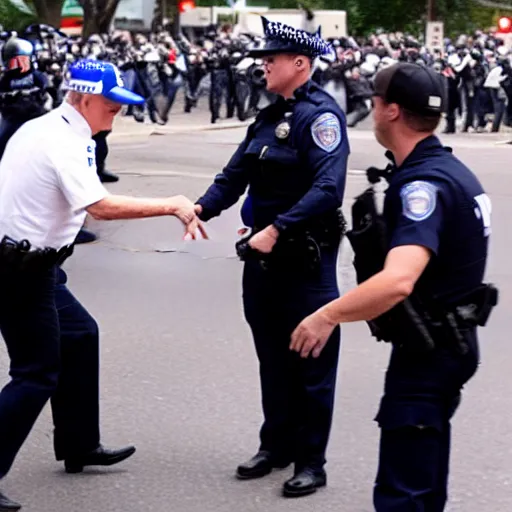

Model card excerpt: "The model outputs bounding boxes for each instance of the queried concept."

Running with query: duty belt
[0,236,74,272]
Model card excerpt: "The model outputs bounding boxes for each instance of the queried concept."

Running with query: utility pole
[427,0,435,21]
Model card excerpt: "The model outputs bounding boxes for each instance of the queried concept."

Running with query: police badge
[275,112,292,140]
[275,121,291,139]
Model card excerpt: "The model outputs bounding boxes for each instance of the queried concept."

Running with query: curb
[109,119,251,142]
[152,120,251,135]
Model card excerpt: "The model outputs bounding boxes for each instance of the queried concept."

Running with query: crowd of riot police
[1,22,512,133]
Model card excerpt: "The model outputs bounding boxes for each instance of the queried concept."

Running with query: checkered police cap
[248,17,335,60]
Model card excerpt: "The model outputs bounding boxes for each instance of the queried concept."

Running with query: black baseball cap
[373,62,446,116]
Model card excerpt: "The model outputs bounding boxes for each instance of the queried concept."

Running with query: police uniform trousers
[93,130,110,174]
[242,246,341,471]
[373,330,479,511]
[0,265,100,477]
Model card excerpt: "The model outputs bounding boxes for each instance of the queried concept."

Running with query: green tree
[0,0,37,31]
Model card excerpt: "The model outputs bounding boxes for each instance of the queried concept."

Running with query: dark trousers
[474,87,489,129]
[242,247,341,471]
[93,130,110,174]
[0,118,24,160]
[346,97,371,128]
[52,268,100,460]
[373,330,479,511]
[489,89,506,133]
[210,69,235,124]
[462,82,476,131]
[0,265,100,477]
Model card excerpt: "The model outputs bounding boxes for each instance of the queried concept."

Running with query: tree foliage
[260,0,509,37]
[0,0,37,31]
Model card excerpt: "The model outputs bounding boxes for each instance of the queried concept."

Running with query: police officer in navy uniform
[0,60,203,511]
[291,62,496,511]
[0,37,48,159]
[194,17,349,498]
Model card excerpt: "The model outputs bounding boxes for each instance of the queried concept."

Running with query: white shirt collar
[58,102,92,138]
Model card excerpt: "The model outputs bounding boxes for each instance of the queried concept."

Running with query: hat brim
[103,86,145,105]
[247,48,315,58]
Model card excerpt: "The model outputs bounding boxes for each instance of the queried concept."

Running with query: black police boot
[236,450,290,480]
[282,467,327,498]
[0,491,21,511]
[74,228,97,245]
[97,170,119,183]
[64,444,136,474]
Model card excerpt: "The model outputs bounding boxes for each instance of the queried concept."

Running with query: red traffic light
[179,0,195,12]
[498,16,512,33]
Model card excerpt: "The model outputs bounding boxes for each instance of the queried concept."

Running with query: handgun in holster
[455,283,499,327]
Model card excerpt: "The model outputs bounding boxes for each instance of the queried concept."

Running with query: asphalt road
[0,120,511,512]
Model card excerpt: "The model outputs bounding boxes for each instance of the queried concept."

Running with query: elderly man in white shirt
[0,59,204,511]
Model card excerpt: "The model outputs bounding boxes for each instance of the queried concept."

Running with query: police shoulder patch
[311,112,341,153]
[400,181,438,221]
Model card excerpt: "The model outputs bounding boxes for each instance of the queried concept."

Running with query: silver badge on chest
[275,112,292,140]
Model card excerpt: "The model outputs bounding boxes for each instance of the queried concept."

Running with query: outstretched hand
[170,196,208,239]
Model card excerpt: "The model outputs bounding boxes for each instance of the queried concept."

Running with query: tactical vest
[346,161,498,353]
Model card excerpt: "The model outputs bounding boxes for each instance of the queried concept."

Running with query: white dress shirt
[0,102,108,250]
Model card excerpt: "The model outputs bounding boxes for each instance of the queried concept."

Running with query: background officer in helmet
[195,16,349,498]
[291,62,495,511]
[0,36,48,158]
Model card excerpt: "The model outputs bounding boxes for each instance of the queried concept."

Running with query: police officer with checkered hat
[291,62,497,510]
[194,17,349,498]
[0,59,202,511]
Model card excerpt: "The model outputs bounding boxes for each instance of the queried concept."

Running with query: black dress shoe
[0,491,21,511]
[283,468,327,497]
[236,451,290,480]
[64,444,136,474]
[98,170,119,183]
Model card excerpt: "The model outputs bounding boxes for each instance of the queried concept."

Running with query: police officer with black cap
[194,16,349,498]
[291,62,497,510]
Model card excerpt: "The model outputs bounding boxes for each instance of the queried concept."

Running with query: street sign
[426,21,444,52]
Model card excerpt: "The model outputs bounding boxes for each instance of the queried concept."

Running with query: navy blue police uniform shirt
[196,80,350,234]
[383,135,490,305]
[0,68,47,92]
[0,68,48,120]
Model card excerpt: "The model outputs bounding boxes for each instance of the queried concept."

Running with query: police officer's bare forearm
[292,62,494,512]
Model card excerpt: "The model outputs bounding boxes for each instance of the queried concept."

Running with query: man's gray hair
[66,90,85,106]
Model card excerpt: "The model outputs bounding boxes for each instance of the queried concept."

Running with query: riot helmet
[1,37,34,71]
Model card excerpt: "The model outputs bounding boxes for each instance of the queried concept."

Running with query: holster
[0,236,74,273]
[235,231,322,275]
[453,284,499,327]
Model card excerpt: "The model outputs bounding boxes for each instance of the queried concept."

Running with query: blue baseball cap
[66,59,144,105]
